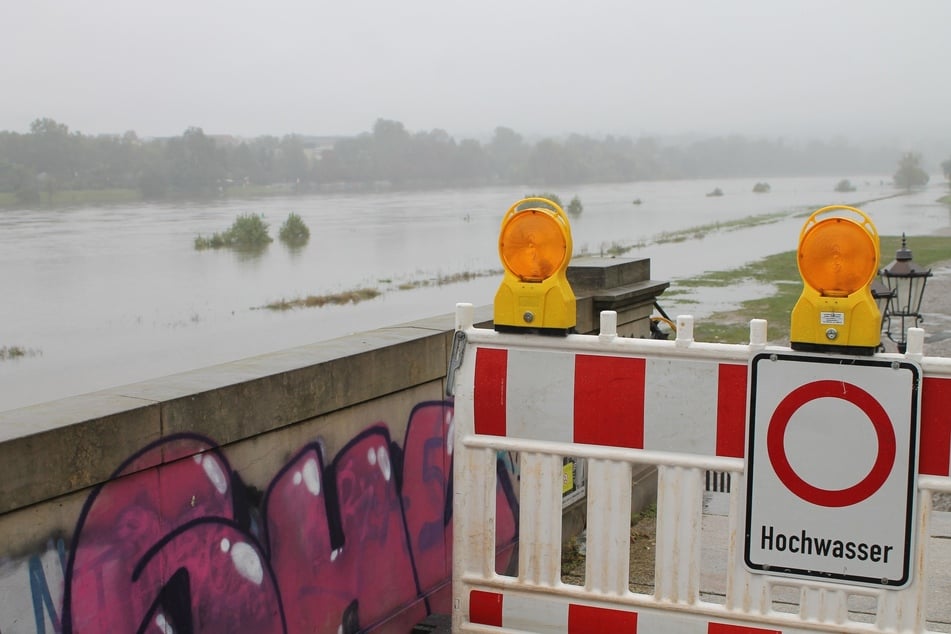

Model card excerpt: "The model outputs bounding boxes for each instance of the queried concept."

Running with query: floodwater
[1,176,949,412]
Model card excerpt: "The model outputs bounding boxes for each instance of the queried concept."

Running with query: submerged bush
[566,195,583,217]
[195,213,273,250]
[228,213,272,248]
[518,192,563,211]
[835,179,857,193]
[194,233,227,249]
[517,192,583,217]
[278,212,310,247]
[752,182,771,193]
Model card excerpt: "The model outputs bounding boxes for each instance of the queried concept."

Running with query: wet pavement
[916,263,951,357]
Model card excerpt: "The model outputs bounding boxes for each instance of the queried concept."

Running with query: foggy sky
[3,0,949,144]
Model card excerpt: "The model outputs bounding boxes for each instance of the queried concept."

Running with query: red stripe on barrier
[708,622,780,634]
[474,348,507,437]
[573,355,645,448]
[469,589,503,626]
[568,603,637,632]
[919,376,951,476]
[716,363,747,458]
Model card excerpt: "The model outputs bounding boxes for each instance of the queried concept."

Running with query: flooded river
[2,176,948,411]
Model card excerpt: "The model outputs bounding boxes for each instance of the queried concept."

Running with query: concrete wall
[0,257,666,634]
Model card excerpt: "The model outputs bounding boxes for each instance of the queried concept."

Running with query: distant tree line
[0,117,933,204]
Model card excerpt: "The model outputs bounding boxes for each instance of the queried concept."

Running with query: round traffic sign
[766,379,896,507]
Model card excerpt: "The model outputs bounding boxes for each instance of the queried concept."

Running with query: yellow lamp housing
[494,197,576,334]
[790,205,881,355]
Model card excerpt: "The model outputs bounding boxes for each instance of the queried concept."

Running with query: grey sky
[3,0,949,144]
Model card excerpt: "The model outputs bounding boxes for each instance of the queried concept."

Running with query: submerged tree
[226,213,272,248]
[834,179,856,193]
[518,192,563,211]
[566,195,583,217]
[515,192,583,220]
[278,212,310,247]
[893,152,929,190]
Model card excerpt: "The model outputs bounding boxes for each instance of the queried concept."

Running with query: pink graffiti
[400,402,454,602]
[60,402,518,633]
[328,427,426,629]
[264,444,343,633]
[131,520,284,633]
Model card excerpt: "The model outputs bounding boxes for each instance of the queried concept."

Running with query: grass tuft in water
[0,346,42,360]
[260,268,502,312]
[264,288,381,310]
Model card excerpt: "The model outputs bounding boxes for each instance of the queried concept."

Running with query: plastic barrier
[450,305,951,633]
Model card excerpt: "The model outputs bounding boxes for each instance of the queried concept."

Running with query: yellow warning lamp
[494,197,576,334]
[790,205,881,355]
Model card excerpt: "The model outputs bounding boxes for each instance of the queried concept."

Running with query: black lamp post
[870,279,896,338]
[880,234,932,353]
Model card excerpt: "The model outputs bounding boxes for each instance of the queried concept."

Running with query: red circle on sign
[767,380,895,507]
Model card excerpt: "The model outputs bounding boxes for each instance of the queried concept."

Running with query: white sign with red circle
[744,352,920,588]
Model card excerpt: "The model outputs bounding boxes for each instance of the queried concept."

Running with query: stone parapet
[0,306,494,519]
[569,256,670,338]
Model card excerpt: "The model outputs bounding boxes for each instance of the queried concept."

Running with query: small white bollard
[599,310,617,341]
[455,303,474,330]
[676,315,694,347]
[905,327,925,360]
[749,319,768,349]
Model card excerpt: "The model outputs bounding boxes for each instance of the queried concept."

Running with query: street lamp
[870,279,896,333]
[880,234,932,353]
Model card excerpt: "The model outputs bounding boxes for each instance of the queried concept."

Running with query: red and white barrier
[451,306,951,633]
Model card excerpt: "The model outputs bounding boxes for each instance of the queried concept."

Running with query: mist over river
[2,176,949,411]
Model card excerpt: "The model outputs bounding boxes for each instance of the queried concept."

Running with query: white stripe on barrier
[644,357,721,455]
[506,349,575,443]
[501,593,567,633]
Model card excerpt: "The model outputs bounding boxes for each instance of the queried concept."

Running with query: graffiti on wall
[3,400,519,634]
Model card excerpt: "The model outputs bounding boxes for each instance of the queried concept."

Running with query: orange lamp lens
[499,210,567,282]
[798,218,877,296]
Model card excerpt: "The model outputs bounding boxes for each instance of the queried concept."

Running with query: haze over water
[2,176,949,412]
